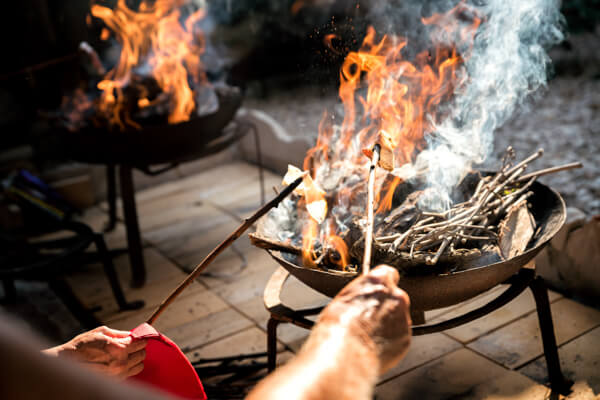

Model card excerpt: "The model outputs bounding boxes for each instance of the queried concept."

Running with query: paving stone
[185,327,283,363]
[234,295,270,327]
[146,217,244,272]
[65,247,183,297]
[138,197,227,235]
[163,307,255,353]
[375,348,551,400]
[94,275,205,322]
[379,333,463,383]
[100,162,259,215]
[468,298,600,369]
[430,285,562,344]
[519,326,600,397]
[213,262,280,306]
[205,172,282,220]
[106,289,229,332]
[199,246,276,289]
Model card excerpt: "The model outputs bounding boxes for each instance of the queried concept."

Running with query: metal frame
[103,119,266,288]
[263,266,572,395]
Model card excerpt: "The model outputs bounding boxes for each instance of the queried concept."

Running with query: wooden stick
[248,233,302,255]
[363,144,381,275]
[146,175,305,325]
[517,162,582,182]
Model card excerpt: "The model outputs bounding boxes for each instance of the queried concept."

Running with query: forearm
[247,323,380,400]
[0,318,170,400]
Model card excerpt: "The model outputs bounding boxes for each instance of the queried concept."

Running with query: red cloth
[128,323,207,400]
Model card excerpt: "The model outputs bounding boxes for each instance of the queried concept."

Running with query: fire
[298,3,482,269]
[90,0,208,129]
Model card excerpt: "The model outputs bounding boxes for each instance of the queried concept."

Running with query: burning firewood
[252,147,582,275]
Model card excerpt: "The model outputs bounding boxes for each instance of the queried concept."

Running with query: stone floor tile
[185,327,283,363]
[375,348,551,400]
[65,247,185,302]
[436,285,562,344]
[199,246,277,289]
[163,307,255,353]
[113,247,187,285]
[234,295,270,327]
[93,276,205,321]
[130,162,259,208]
[213,263,280,306]
[106,288,229,332]
[519,326,600,397]
[138,198,227,235]
[468,298,600,369]
[206,173,282,220]
[379,333,463,383]
[147,218,244,272]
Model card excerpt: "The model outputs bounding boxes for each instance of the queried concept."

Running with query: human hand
[317,265,412,373]
[43,326,147,379]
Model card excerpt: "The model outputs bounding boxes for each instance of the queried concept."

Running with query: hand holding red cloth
[128,323,207,400]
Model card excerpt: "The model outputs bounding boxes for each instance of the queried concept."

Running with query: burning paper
[282,165,327,224]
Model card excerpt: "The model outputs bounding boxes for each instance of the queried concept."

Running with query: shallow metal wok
[263,180,565,311]
[53,86,242,167]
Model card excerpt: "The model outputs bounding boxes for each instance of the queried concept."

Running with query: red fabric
[128,323,207,400]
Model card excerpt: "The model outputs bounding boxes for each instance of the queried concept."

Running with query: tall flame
[299,3,482,268]
[90,0,208,129]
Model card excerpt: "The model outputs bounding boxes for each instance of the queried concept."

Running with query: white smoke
[415,0,564,211]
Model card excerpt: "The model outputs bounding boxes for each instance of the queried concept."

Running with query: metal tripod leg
[529,277,572,395]
[93,233,144,311]
[104,164,118,233]
[119,166,146,288]
[267,317,280,372]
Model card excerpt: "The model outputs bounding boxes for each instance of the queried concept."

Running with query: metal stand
[103,119,266,289]
[119,166,146,288]
[263,266,572,395]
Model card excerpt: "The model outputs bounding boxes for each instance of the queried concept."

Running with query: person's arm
[247,265,412,400]
[43,325,147,379]
[0,315,171,400]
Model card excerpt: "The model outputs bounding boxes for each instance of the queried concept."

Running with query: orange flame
[302,219,318,267]
[326,235,349,270]
[300,3,481,268]
[90,0,208,129]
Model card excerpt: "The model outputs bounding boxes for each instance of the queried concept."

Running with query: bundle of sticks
[372,147,580,266]
[251,146,581,274]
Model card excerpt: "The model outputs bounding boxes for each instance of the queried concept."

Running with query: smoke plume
[415,0,564,210]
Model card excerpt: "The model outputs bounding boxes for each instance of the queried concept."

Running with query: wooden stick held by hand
[363,144,381,275]
[146,175,305,325]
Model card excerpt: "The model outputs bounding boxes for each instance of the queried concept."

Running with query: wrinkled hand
[318,265,411,373]
[44,326,147,379]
